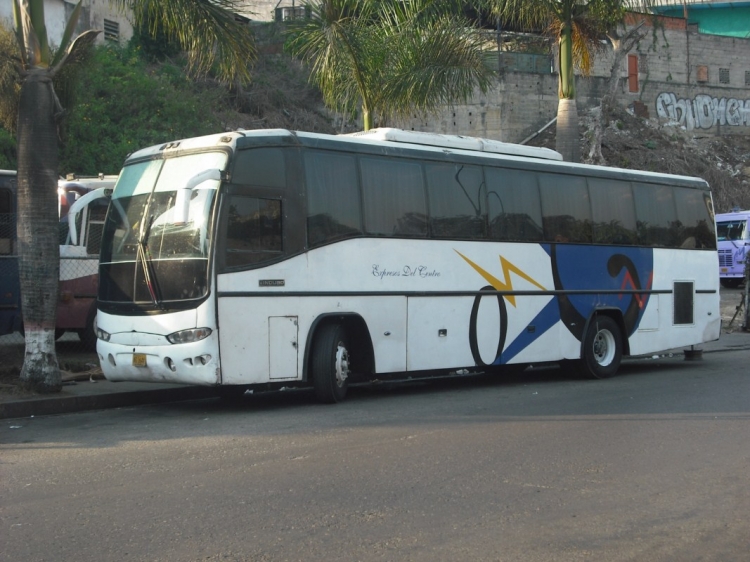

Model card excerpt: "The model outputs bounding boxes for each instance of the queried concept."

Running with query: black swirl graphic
[469,285,508,367]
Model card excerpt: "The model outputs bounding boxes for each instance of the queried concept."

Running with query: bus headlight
[167,328,212,344]
[96,326,111,342]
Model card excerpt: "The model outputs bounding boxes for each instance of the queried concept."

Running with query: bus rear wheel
[578,316,622,379]
[311,323,350,404]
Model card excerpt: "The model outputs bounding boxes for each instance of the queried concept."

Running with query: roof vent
[344,128,563,161]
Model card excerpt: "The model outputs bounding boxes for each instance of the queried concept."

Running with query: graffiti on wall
[656,92,750,131]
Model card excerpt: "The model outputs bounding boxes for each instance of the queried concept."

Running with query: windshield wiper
[137,213,162,306]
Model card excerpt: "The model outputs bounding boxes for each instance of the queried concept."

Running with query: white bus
[95,128,720,402]
[715,209,749,288]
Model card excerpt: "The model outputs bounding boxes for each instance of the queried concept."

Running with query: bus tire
[311,323,350,404]
[578,315,622,379]
[78,308,98,352]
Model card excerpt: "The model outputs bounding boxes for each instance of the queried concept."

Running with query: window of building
[275,6,309,21]
[719,68,730,84]
[627,54,639,93]
[745,71,750,86]
[103,19,119,42]
[696,65,708,83]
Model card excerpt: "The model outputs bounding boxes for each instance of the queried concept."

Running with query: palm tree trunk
[555,98,580,163]
[16,69,62,393]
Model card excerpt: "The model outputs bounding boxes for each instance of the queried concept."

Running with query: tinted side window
[486,167,542,241]
[360,157,427,236]
[224,196,282,268]
[633,183,678,247]
[86,198,110,255]
[539,173,592,243]
[305,150,362,247]
[588,178,638,245]
[673,188,716,249]
[232,148,286,188]
[425,163,486,238]
[0,187,13,255]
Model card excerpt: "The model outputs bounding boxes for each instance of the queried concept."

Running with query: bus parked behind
[0,171,115,349]
[715,209,749,288]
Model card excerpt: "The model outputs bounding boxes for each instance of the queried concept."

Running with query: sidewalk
[2,331,748,420]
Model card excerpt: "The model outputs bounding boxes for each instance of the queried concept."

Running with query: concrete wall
[398,14,750,142]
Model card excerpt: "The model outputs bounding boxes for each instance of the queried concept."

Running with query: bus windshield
[99,151,227,307]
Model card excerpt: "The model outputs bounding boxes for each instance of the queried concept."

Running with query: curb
[0,385,218,420]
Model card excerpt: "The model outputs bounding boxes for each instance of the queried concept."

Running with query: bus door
[216,146,305,384]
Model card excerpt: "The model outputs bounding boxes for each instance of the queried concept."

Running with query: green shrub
[60,45,224,175]
[0,128,16,169]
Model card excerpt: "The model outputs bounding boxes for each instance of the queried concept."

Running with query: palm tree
[11,0,255,393]
[488,0,667,162]
[487,0,620,162]
[12,0,99,392]
[285,0,494,131]
[112,0,257,87]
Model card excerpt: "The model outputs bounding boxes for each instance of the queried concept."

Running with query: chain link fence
[0,253,99,356]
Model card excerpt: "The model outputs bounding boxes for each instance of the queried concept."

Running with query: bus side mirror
[173,169,221,225]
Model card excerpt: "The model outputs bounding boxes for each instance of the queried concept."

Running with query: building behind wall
[0,0,133,47]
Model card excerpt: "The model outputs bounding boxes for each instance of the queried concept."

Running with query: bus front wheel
[311,323,350,404]
[578,316,622,379]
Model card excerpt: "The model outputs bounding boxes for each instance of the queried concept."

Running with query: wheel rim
[592,328,616,366]
[334,343,349,387]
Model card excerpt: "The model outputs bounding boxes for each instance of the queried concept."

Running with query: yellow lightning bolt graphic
[456,250,546,307]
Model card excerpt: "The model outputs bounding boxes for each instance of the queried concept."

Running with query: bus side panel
[217,294,408,385]
[57,265,98,330]
[406,296,475,371]
[629,248,720,355]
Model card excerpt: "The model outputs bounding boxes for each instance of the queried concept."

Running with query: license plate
[721,268,728,273]
[132,353,147,367]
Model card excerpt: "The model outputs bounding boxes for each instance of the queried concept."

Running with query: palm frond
[119,0,257,85]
